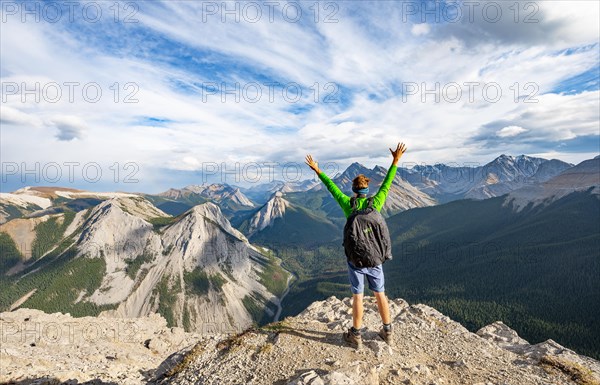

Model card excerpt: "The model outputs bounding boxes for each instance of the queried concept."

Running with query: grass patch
[540,355,599,385]
[184,269,210,295]
[165,342,207,378]
[219,260,236,282]
[163,244,174,256]
[256,342,273,355]
[131,268,149,292]
[210,273,226,290]
[261,320,292,333]
[82,207,94,220]
[216,328,257,354]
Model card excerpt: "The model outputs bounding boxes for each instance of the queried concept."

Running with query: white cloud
[411,23,430,36]
[541,1,600,45]
[469,91,599,157]
[0,106,42,127]
[0,1,598,191]
[496,126,527,138]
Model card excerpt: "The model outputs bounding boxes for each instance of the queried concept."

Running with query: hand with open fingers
[390,142,407,165]
[305,154,321,174]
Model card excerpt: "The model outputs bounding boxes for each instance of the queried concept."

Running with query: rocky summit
[3,296,597,385]
[152,296,600,385]
[0,308,200,385]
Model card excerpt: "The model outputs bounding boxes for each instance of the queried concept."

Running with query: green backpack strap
[350,196,373,212]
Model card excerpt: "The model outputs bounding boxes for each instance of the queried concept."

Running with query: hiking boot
[378,327,393,345]
[343,328,362,348]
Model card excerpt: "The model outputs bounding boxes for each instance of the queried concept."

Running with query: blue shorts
[347,261,385,295]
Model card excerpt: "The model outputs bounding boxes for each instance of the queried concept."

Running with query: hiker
[305,142,407,348]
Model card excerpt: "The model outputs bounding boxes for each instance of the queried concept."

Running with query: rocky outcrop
[153,296,600,385]
[477,321,600,382]
[2,297,598,385]
[0,308,201,385]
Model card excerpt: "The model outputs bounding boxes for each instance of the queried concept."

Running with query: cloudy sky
[1,0,599,192]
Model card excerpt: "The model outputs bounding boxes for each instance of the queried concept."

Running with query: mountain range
[0,153,598,361]
[401,154,573,202]
[0,194,289,333]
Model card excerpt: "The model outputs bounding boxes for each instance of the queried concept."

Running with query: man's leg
[374,291,393,344]
[352,293,364,329]
[344,262,364,347]
[373,291,391,324]
[347,262,365,329]
[365,265,390,324]
[366,266,393,344]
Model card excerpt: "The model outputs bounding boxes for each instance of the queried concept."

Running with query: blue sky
[1,0,599,193]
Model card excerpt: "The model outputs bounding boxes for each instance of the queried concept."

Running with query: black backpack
[343,197,392,268]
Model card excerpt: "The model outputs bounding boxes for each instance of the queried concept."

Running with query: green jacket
[318,165,397,218]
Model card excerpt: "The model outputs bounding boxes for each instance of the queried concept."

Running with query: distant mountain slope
[245,192,289,236]
[0,187,53,224]
[238,179,320,203]
[0,186,140,224]
[507,157,600,210]
[404,155,573,202]
[0,197,289,332]
[383,190,600,359]
[0,212,74,274]
[149,184,255,218]
[160,184,254,206]
[239,191,340,247]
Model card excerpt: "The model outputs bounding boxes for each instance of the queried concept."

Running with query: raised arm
[373,142,407,211]
[390,142,407,166]
[305,154,321,174]
[305,154,352,217]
